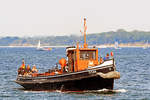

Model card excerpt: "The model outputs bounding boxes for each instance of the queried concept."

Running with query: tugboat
[15,18,120,91]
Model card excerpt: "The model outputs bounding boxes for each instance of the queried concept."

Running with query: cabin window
[80,50,96,60]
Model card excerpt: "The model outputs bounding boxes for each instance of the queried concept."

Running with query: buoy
[111,51,114,57]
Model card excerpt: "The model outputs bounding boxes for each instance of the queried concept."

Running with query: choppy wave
[113,89,127,93]
[82,89,127,94]
[52,89,127,94]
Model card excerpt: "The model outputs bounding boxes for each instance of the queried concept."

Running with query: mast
[83,18,88,48]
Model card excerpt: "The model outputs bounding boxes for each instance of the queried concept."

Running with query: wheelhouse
[66,46,99,72]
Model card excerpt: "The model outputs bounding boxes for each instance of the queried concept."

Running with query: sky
[0,0,150,37]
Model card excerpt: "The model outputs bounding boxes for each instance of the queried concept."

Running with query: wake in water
[96,89,127,93]
[63,89,127,94]
[17,87,127,94]
[57,89,127,94]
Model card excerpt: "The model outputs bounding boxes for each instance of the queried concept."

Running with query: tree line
[0,29,150,46]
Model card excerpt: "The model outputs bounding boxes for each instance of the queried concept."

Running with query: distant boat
[37,40,52,51]
[114,41,121,49]
[143,40,149,49]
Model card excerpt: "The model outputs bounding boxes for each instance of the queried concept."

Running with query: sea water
[0,47,150,100]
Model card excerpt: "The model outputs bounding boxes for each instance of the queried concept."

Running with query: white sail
[37,40,41,49]
[114,41,121,49]
[114,41,118,49]
[143,40,149,49]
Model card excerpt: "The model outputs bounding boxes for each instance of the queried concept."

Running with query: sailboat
[114,41,121,49]
[37,40,52,51]
[143,40,149,49]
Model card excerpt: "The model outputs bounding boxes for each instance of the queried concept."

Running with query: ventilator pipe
[59,58,67,72]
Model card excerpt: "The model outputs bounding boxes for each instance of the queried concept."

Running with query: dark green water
[0,47,150,100]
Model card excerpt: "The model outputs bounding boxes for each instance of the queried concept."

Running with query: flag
[80,30,83,35]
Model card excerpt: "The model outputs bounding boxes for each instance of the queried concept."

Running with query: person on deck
[26,65,32,74]
[103,53,109,61]
[32,65,38,73]
[99,57,103,64]
[106,53,109,59]
[18,59,26,75]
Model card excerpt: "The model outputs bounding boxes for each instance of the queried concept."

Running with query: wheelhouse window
[80,50,96,60]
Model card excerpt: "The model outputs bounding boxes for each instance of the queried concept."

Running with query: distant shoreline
[0,43,148,48]
[0,45,69,48]
[96,43,147,48]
